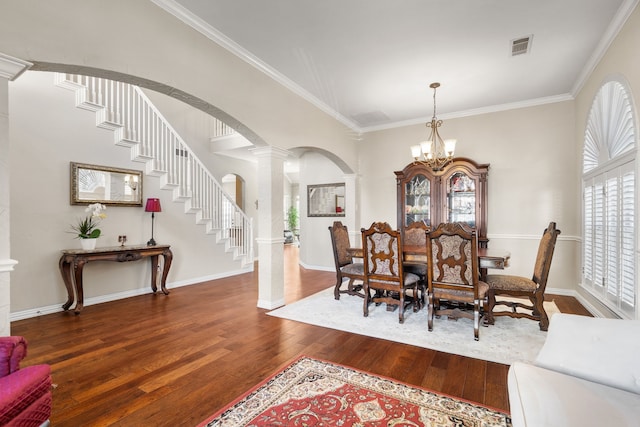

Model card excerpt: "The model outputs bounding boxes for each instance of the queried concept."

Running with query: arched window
[582,79,637,319]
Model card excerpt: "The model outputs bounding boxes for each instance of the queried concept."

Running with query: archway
[222,173,245,210]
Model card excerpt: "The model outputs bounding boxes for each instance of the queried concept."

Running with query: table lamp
[145,197,162,246]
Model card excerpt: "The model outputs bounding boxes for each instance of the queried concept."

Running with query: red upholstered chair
[0,336,52,427]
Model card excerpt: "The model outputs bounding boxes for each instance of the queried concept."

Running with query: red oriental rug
[198,355,511,426]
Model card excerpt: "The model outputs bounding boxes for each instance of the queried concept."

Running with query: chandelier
[410,82,457,171]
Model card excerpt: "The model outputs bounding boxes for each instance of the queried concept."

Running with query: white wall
[8,71,248,315]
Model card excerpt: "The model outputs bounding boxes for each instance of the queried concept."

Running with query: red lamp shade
[145,198,162,213]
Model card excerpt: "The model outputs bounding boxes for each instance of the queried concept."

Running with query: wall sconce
[125,174,138,191]
[145,198,162,246]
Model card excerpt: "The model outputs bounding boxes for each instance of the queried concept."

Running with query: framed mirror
[70,162,143,206]
[307,183,345,217]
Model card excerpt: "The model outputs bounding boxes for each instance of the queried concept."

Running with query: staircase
[55,73,253,267]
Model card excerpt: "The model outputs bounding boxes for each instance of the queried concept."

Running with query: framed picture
[70,162,143,207]
[307,183,345,217]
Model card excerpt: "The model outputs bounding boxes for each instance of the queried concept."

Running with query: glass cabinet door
[446,172,476,227]
[405,174,431,227]
[397,158,489,247]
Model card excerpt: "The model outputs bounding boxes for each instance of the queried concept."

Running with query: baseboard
[299,260,333,272]
[257,298,286,310]
[10,265,253,322]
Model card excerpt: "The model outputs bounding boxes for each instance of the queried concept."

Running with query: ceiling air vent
[511,35,532,56]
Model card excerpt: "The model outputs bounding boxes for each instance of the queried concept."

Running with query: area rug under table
[268,287,559,365]
[198,355,511,427]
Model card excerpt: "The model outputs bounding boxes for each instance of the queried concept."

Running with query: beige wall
[298,152,349,269]
[359,101,580,294]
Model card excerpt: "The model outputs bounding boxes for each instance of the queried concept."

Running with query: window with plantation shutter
[582,80,637,319]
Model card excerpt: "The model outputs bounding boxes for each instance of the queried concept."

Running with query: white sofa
[508,313,640,427]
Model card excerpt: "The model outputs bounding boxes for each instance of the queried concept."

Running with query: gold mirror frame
[70,162,143,206]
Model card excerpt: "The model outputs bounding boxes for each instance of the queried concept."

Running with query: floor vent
[511,35,532,56]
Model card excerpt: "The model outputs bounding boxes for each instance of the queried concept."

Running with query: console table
[59,244,173,314]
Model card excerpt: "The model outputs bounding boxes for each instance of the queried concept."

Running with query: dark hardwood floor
[11,245,591,426]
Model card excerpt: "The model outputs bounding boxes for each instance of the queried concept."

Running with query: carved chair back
[361,222,405,289]
[403,221,429,247]
[426,222,480,299]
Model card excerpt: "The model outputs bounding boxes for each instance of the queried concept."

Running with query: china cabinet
[395,157,490,247]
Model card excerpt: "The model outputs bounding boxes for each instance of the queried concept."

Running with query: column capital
[250,146,291,160]
[0,53,32,81]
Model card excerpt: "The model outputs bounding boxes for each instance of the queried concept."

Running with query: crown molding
[0,53,32,81]
[571,0,639,96]
[362,93,575,133]
[151,0,636,135]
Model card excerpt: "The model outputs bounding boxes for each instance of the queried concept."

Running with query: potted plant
[285,206,299,244]
[71,203,107,249]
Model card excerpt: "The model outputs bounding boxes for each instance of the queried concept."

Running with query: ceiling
[155,0,634,134]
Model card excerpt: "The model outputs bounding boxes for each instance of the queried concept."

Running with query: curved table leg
[58,256,75,311]
[150,255,159,293]
[159,249,172,295]
[73,258,87,314]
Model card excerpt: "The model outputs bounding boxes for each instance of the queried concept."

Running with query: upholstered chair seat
[484,275,536,292]
[341,263,365,276]
[369,272,421,287]
[432,281,489,300]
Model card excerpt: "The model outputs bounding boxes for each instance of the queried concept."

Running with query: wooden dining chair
[484,222,561,331]
[426,222,488,340]
[328,221,365,300]
[361,222,420,323]
[403,221,430,307]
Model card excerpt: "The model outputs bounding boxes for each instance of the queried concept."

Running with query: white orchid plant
[71,203,107,239]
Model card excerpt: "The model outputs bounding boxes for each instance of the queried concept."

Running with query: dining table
[348,245,510,281]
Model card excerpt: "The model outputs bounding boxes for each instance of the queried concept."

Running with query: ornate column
[0,53,31,335]
[251,146,290,309]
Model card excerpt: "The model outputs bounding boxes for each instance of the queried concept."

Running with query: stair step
[96,110,124,131]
